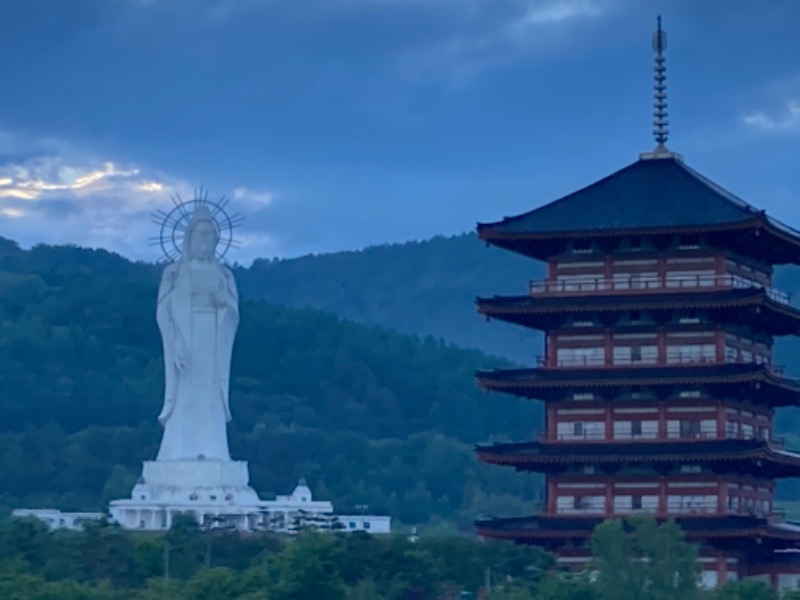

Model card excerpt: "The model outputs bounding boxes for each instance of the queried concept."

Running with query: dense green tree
[711,580,778,600]
[265,532,347,600]
[590,515,700,600]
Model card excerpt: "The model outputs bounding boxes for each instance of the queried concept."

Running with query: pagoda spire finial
[652,15,669,148]
[640,16,681,161]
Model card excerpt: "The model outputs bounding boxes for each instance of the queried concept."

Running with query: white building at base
[11,509,106,530]
[107,470,390,534]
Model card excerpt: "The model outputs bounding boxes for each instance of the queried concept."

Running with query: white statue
[155,204,239,461]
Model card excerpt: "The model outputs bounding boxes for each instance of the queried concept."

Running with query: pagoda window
[613,420,658,440]
[742,424,754,439]
[555,274,605,292]
[613,345,658,366]
[612,272,659,290]
[665,270,716,288]
[613,495,634,513]
[668,419,716,440]
[557,421,605,441]
[574,495,605,513]
[625,495,660,512]
[665,344,716,365]
[680,420,701,438]
[667,494,717,514]
[556,346,604,367]
[725,421,738,439]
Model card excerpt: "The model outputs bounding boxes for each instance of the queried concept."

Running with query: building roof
[475,439,800,478]
[477,288,800,335]
[477,155,800,264]
[480,156,764,235]
[477,363,800,406]
[475,514,800,546]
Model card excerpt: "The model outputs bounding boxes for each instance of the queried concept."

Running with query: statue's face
[190,222,217,260]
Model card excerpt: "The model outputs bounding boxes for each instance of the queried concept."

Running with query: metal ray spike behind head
[652,15,669,147]
[152,190,244,263]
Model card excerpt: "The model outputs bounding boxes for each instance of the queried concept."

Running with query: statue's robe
[155,259,239,461]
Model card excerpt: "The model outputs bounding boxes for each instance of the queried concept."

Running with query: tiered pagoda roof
[477,363,800,406]
[476,438,800,478]
[478,288,800,335]
[476,514,800,548]
[477,155,800,265]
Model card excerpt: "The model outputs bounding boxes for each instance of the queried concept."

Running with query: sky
[0,0,799,265]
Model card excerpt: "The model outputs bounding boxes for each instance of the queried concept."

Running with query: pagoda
[473,18,800,591]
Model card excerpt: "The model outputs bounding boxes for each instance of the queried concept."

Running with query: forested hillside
[0,237,540,526]
[237,234,541,362]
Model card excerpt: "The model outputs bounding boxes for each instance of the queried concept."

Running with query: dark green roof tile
[481,156,763,235]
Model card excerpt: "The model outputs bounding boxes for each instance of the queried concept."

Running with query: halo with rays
[149,188,245,263]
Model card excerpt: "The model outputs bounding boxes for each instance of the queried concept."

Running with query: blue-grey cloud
[1,0,799,263]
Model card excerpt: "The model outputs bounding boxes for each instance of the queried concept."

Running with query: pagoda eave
[476,289,800,336]
[475,440,800,478]
[476,365,800,407]
[475,515,800,547]
[477,216,800,265]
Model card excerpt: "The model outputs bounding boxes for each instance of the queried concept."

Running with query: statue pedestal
[109,459,267,531]
[142,459,252,489]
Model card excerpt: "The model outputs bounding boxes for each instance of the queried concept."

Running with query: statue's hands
[214,282,227,307]
[176,345,187,371]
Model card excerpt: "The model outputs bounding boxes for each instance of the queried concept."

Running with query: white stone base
[142,459,253,491]
[109,459,266,531]
[109,463,393,535]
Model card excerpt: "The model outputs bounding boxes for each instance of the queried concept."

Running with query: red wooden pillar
[547,480,556,513]
[717,556,728,587]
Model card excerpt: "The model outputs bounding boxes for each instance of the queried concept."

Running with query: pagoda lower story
[477,512,800,588]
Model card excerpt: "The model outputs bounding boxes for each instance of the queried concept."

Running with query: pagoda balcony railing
[535,354,785,376]
[537,430,784,448]
[529,273,790,305]
[541,504,783,520]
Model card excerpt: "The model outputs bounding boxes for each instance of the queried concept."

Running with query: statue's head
[184,204,220,261]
